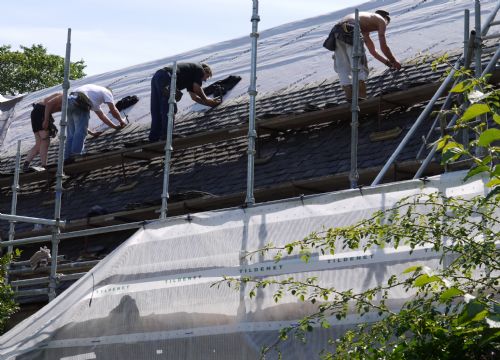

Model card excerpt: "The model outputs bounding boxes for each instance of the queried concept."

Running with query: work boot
[342,85,353,102]
[359,80,367,100]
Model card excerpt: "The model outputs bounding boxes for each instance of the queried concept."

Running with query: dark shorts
[30,103,55,133]
[30,103,45,132]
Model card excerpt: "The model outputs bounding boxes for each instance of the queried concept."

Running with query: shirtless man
[23,93,102,171]
[332,10,401,100]
[23,93,62,171]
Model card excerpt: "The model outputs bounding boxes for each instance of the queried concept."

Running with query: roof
[2,45,498,237]
[1,0,498,153]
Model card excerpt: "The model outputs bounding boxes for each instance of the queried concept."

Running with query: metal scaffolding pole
[415,29,476,161]
[461,10,471,146]
[0,221,146,248]
[414,45,500,179]
[349,10,361,189]
[48,28,71,302]
[474,0,487,158]
[7,140,22,254]
[372,1,500,186]
[475,0,483,78]
[371,59,462,186]
[245,0,260,207]
[160,62,178,220]
[0,214,62,227]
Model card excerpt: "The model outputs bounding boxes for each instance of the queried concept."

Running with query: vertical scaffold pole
[49,28,71,302]
[461,9,471,146]
[8,141,22,251]
[414,46,500,179]
[464,10,471,68]
[3,140,22,282]
[475,0,482,78]
[245,0,260,207]
[474,0,486,158]
[349,9,361,189]
[160,62,178,220]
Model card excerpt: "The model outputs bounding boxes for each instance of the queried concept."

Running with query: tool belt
[161,67,183,102]
[334,21,357,45]
[324,20,361,51]
[70,91,92,111]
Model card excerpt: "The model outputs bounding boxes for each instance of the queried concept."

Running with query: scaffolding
[0,1,499,305]
[372,0,500,185]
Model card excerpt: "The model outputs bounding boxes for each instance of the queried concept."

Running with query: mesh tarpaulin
[0,171,489,359]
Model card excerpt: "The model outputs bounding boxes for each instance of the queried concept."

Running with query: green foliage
[0,44,86,95]
[214,65,499,358]
[0,249,21,334]
[217,193,499,359]
[436,64,499,197]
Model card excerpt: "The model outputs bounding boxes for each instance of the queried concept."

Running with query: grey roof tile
[1,45,497,234]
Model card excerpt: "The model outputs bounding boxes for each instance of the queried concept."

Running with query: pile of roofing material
[0,170,490,359]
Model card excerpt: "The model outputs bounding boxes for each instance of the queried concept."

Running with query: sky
[0,0,365,76]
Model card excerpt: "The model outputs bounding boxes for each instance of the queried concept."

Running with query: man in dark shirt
[149,62,221,142]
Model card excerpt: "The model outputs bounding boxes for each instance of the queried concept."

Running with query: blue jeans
[149,69,174,142]
[65,97,90,159]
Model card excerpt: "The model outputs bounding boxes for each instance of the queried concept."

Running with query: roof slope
[0,0,498,152]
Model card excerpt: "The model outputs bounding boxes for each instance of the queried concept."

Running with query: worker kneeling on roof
[330,10,401,101]
[149,62,221,143]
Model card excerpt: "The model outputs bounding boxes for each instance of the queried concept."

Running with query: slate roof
[0,45,498,238]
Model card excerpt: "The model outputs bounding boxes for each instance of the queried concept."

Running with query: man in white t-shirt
[65,84,127,160]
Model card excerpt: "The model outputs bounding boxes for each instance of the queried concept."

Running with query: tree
[216,66,500,359]
[0,250,20,335]
[0,44,86,95]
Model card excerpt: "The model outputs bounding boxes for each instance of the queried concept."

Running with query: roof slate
[0,45,497,235]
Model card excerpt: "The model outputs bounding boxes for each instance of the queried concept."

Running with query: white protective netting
[0,170,490,359]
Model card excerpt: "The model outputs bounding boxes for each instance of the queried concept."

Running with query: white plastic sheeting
[0,170,490,359]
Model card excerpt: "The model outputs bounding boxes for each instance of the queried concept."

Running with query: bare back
[342,12,386,34]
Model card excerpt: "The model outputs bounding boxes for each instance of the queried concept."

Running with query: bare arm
[189,83,221,108]
[362,24,401,70]
[377,31,401,69]
[94,109,122,129]
[363,32,390,65]
[107,103,127,127]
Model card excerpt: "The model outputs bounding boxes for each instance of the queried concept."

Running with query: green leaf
[414,274,441,287]
[478,128,500,147]
[439,287,463,302]
[441,145,463,163]
[486,178,500,188]
[460,103,491,122]
[403,266,421,274]
[450,80,473,93]
[494,112,500,125]
[457,301,488,325]
[486,186,500,200]
[464,165,490,182]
